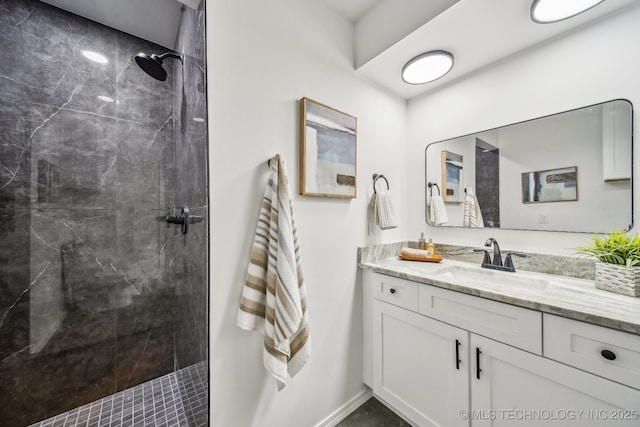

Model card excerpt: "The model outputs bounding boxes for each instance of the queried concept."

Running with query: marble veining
[172,3,209,373]
[0,0,209,425]
[360,241,595,280]
[360,243,640,335]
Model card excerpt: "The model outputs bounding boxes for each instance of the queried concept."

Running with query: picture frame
[300,97,357,198]
[441,150,464,203]
[522,166,578,203]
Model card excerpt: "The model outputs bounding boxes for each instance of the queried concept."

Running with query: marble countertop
[360,255,640,335]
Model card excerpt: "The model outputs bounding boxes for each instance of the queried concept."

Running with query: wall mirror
[425,99,633,233]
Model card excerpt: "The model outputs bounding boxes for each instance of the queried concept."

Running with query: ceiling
[41,0,640,97]
[322,0,382,22]
[40,0,194,49]
[322,0,640,100]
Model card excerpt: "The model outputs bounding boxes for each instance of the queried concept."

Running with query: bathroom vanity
[360,247,640,427]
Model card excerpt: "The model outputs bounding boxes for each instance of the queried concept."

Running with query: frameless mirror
[425,99,633,233]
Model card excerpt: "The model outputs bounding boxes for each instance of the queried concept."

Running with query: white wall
[207,1,407,426]
[407,3,640,255]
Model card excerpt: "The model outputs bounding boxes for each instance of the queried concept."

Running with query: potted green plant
[576,229,640,297]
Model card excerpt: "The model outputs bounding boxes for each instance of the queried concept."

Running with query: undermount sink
[432,264,551,291]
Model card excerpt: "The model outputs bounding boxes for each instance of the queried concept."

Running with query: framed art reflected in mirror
[522,166,578,204]
[441,150,464,203]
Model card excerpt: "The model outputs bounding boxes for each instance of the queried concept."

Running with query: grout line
[29,362,208,427]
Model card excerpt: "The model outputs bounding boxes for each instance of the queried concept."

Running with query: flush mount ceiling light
[82,50,108,64]
[531,0,606,23]
[401,50,454,85]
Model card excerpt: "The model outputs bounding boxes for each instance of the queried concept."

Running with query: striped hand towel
[463,187,484,228]
[237,154,310,391]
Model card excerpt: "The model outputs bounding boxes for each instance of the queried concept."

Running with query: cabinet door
[373,299,470,427]
[471,334,640,426]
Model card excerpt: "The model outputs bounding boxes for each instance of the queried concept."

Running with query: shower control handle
[166,206,189,234]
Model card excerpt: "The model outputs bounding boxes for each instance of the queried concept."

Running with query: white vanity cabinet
[373,299,469,427]
[471,333,640,427]
[365,271,640,427]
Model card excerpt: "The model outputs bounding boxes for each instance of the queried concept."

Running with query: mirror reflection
[521,166,578,204]
[441,151,464,203]
[425,99,633,233]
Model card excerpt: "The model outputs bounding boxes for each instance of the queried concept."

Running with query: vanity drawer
[373,273,418,312]
[418,285,542,354]
[543,314,640,390]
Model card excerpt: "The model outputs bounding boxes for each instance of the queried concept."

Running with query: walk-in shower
[0,0,209,425]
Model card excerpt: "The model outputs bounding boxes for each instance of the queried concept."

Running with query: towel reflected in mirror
[428,193,448,226]
[463,187,484,228]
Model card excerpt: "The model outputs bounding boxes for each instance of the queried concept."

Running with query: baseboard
[314,387,373,427]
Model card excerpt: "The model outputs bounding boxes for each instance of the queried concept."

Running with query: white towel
[369,189,397,230]
[428,194,448,225]
[237,154,310,391]
[463,187,484,228]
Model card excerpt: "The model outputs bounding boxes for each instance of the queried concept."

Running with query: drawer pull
[601,349,617,361]
[389,288,396,294]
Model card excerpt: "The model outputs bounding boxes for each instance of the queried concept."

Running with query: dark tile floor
[29,361,208,427]
[337,397,411,427]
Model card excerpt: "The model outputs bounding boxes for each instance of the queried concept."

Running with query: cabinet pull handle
[455,339,461,370]
[601,349,617,361]
[389,288,396,294]
[476,347,482,379]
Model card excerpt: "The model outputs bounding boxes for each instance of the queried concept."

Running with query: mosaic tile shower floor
[29,362,208,427]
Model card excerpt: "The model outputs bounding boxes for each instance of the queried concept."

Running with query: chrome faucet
[473,238,526,272]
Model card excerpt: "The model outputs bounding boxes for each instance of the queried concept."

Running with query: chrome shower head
[134,52,183,81]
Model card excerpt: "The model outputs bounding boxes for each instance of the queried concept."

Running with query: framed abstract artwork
[522,166,578,203]
[300,97,357,198]
[441,150,464,203]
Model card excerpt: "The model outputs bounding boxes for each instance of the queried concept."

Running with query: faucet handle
[504,252,526,269]
[473,249,491,266]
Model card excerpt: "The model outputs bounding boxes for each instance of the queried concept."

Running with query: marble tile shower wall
[172,5,208,371]
[0,0,207,425]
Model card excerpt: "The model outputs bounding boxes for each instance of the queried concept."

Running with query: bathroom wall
[207,0,407,425]
[0,0,187,424]
[407,2,640,255]
[172,4,209,371]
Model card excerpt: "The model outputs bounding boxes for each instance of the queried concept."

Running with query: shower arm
[158,52,183,64]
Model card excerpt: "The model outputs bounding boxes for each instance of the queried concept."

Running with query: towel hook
[428,182,440,196]
[267,155,278,168]
[372,174,390,194]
